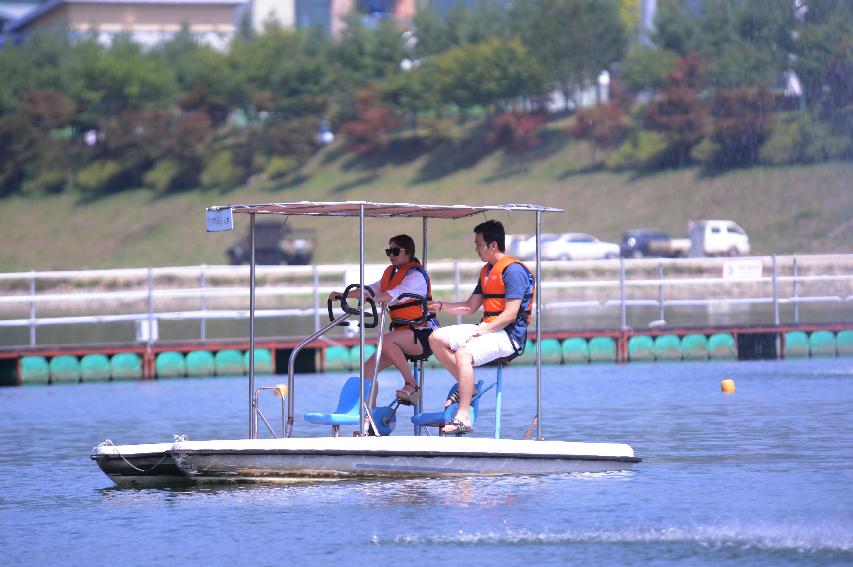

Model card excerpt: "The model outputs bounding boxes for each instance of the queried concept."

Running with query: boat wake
[375,526,853,556]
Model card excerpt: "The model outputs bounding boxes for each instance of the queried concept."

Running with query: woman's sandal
[395,382,421,405]
[442,417,472,435]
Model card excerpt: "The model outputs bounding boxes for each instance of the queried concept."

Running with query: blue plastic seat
[304,376,373,436]
[411,380,486,430]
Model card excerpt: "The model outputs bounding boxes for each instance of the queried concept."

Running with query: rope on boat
[95,437,185,473]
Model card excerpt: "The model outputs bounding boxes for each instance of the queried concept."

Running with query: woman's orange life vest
[380,261,432,328]
[479,255,535,325]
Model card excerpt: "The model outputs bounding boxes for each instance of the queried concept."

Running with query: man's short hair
[474,220,505,252]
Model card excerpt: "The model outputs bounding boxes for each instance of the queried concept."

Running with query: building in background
[0,2,37,32]
[6,0,248,48]
[2,0,509,46]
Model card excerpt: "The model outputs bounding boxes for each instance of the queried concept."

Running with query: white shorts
[435,324,517,367]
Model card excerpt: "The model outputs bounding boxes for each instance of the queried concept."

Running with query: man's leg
[441,346,475,432]
[429,325,477,382]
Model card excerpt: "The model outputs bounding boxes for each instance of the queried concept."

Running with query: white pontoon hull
[90,442,190,487]
[93,437,639,485]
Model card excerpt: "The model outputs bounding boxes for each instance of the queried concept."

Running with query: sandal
[395,383,421,405]
[442,417,472,436]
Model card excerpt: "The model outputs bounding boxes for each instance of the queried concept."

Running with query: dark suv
[620,230,688,258]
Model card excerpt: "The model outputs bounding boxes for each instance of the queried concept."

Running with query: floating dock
[1,322,851,385]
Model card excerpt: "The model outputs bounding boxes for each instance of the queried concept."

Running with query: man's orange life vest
[479,255,535,325]
[380,261,432,328]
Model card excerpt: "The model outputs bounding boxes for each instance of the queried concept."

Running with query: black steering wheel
[326,283,378,329]
[389,293,429,327]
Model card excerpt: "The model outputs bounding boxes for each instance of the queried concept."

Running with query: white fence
[1,255,851,347]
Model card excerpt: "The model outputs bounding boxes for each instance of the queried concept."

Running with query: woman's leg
[362,328,423,386]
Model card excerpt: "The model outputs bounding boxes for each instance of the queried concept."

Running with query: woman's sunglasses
[385,247,402,257]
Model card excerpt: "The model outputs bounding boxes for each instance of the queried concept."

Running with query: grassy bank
[1,137,850,271]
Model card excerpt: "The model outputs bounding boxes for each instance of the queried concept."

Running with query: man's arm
[428,293,483,316]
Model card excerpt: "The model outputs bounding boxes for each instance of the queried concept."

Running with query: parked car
[620,229,691,258]
[541,233,620,261]
[507,233,559,260]
[688,220,750,257]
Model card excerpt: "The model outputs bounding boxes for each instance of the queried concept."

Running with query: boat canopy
[204,199,563,440]
[206,201,562,219]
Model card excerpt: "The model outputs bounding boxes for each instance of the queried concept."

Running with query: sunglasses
[385,247,402,257]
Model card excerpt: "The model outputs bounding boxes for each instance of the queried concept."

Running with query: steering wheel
[326,283,378,329]
[389,293,429,327]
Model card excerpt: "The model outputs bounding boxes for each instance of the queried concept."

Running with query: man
[427,220,534,434]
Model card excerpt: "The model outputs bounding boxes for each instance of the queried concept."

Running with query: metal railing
[1,255,851,347]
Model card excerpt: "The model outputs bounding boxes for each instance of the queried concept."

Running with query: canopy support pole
[535,210,542,441]
[248,212,257,439]
[358,205,366,436]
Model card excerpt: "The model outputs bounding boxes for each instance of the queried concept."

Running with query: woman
[328,234,438,404]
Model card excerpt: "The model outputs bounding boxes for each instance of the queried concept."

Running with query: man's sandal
[442,417,472,435]
[395,383,421,405]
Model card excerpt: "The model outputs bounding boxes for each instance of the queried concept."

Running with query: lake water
[1,358,851,566]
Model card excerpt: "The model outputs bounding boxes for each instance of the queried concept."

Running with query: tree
[620,46,678,99]
[382,66,439,129]
[432,38,545,113]
[792,0,853,129]
[329,14,407,90]
[653,0,795,88]
[411,1,512,57]
[156,29,241,125]
[229,23,331,118]
[703,86,775,166]
[643,54,707,166]
[514,0,628,107]
[82,34,177,117]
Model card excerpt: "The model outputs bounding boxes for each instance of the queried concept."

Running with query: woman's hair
[390,234,419,263]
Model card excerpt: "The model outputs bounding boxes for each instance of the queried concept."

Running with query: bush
[264,156,298,180]
[701,86,774,167]
[605,130,668,170]
[486,112,545,151]
[568,102,628,161]
[74,160,124,193]
[760,113,852,165]
[143,159,181,192]
[339,90,400,155]
[417,117,462,147]
[265,117,320,160]
[21,169,66,195]
[200,150,241,188]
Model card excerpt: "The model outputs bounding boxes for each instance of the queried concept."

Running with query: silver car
[541,233,620,260]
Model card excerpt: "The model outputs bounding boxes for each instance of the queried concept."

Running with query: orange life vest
[380,261,432,329]
[479,255,535,325]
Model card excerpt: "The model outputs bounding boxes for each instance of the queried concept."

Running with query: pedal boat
[92,201,640,486]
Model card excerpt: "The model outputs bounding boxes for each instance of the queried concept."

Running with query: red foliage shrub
[707,86,775,166]
[569,102,628,151]
[339,90,400,155]
[21,90,76,130]
[643,53,708,166]
[486,112,546,151]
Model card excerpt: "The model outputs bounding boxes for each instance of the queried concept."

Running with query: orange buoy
[721,378,736,393]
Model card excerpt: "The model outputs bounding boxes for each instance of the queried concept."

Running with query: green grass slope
[1,138,850,271]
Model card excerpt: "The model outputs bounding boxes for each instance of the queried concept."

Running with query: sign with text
[206,208,233,232]
[723,259,763,279]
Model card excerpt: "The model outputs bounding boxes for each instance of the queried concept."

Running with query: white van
[688,220,750,257]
